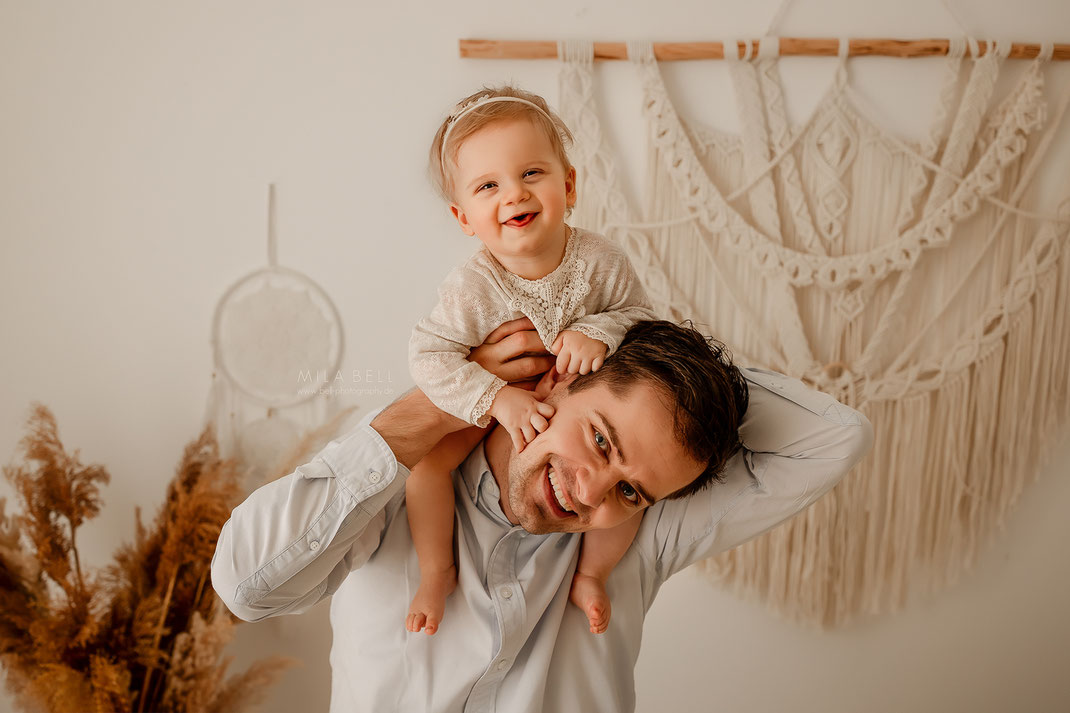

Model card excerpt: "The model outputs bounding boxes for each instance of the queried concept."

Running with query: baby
[407,86,655,636]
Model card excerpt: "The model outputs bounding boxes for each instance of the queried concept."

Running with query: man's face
[503,377,704,534]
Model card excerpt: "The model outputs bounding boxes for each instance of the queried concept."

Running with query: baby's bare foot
[569,571,611,634]
[406,564,457,635]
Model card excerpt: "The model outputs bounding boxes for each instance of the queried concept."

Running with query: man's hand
[551,330,608,375]
[488,385,556,454]
[470,317,555,387]
[373,319,553,469]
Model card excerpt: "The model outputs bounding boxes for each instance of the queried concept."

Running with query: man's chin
[512,506,552,535]
[508,497,560,534]
[518,520,552,535]
[512,503,582,535]
[519,520,572,535]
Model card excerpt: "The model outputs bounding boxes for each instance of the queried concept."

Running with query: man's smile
[543,463,577,519]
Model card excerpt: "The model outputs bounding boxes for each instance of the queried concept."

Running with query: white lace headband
[439,95,555,167]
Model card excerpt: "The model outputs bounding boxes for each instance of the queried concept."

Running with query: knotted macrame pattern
[557,39,1070,626]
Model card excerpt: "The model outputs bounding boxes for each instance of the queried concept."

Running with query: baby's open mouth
[504,212,537,228]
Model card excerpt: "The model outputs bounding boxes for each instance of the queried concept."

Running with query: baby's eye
[523,169,542,178]
[477,182,496,192]
[593,430,609,452]
[619,482,639,504]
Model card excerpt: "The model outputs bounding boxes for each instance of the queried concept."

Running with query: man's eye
[593,430,609,452]
[619,482,639,504]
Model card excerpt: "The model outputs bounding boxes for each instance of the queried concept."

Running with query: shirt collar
[459,439,513,527]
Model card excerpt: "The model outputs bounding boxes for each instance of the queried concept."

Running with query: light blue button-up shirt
[212,368,872,712]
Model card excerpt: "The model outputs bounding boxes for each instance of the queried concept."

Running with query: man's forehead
[561,377,671,423]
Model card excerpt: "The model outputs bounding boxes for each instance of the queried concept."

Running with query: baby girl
[407,86,655,636]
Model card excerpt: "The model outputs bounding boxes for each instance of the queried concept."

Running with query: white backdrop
[1,1,1068,712]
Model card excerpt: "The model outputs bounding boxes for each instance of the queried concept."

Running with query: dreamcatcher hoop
[211,264,345,408]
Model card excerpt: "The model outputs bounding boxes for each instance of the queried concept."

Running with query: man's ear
[565,165,578,208]
[534,367,576,401]
[450,203,477,237]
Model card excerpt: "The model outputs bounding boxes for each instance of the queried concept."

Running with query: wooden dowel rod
[460,38,1070,61]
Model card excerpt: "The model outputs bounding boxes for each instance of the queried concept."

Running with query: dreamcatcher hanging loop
[205,184,347,485]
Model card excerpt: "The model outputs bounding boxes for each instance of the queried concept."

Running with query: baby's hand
[488,385,556,453]
[551,330,608,375]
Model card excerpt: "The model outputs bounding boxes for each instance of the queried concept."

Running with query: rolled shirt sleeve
[565,235,657,353]
[639,367,874,581]
[211,421,408,622]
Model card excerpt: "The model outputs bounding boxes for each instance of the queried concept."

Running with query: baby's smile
[504,212,537,228]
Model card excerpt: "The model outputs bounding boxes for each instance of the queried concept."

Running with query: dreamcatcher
[204,185,346,488]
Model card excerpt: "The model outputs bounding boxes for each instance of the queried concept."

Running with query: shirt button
[369,471,382,484]
[309,540,321,551]
[500,587,513,599]
[496,659,509,671]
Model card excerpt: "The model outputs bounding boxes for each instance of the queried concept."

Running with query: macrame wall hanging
[465,33,1070,625]
[204,185,347,489]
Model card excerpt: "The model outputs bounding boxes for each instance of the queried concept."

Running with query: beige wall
[1,1,1068,711]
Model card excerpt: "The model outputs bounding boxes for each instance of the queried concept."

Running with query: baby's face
[448,118,576,276]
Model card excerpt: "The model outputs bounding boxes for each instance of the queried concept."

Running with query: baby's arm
[550,329,608,374]
[550,236,655,375]
[412,266,558,452]
[564,234,658,355]
[410,266,518,428]
[570,511,644,634]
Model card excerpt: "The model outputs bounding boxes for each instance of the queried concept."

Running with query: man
[212,319,872,712]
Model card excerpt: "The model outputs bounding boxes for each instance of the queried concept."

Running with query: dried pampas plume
[0,404,294,712]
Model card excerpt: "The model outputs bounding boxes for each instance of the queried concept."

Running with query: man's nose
[574,464,618,509]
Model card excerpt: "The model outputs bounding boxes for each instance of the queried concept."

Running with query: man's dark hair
[567,320,749,499]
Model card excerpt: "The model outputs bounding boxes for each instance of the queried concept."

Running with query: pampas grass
[0,404,294,713]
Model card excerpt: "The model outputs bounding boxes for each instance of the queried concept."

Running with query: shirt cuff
[316,423,410,501]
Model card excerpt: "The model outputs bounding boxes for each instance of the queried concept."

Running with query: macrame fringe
[698,248,1068,626]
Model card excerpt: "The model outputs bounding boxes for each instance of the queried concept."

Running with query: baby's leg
[405,425,487,635]
[569,511,643,634]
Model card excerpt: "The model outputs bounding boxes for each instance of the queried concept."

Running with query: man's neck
[484,425,519,525]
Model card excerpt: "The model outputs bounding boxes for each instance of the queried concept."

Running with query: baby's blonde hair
[428,86,574,202]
